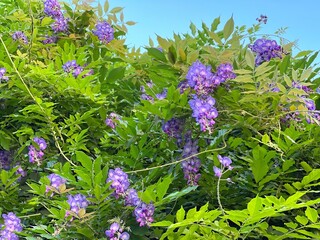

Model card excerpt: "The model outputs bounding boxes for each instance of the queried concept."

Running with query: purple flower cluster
[186,61,236,95]
[44,0,62,18]
[105,222,130,240]
[93,21,114,44]
[189,95,218,132]
[28,137,47,165]
[107,168,155,227]
[62,60,93,78]
[12,31,28,44]
[181,138,201,185]
[249,38,282,66]
[0,68,9,82]
[256,14,268,24]
[0,212,23,240]
[107,168,130,198]
[0,150,11,170]
[162,118,184,140]
[213,155,233,178]
[105,113,121,129]
[46,173,66,193]
[67,194,89,215]
[186,60,215,95]
[42,35,58,44]
[134,202,155,227]
[43,0,68,33]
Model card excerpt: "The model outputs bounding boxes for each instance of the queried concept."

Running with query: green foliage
[0,0,319,239]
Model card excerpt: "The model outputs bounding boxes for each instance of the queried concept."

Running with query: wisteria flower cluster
[42,35,58,44]
[12,31,28,44]
[213,155,233,178]
[62,60,93,78]
[181,137,201,185]
[28,137,47,165]
[189,94,218,132]
[0,150,11,170]
[162,118,185,145]
[186,61,236,95]
[93,21,114,44]
[256,14,268,24]
[140,81,168,102]
[0,68,9,82]
[67,194,89,215]
[249,38,283,66]
[105,113,121,129]
[44,0,68,33]
[105,222,130,240]
[46,173,66,193]
[107,168,155,227]
[0,212,23,240]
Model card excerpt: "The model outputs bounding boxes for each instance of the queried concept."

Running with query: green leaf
[147,48,167,62]
[301,169,320,186]
[109,7,123,14]
[156,175,172,201]
[296,215,308,225]
[247,196,262,216]
[223,17,234,40]
[245,49,255,69]
[151,221,173,227]
[176,206,185,222]
[75,151,92,171]
[305,207,318,223]
[104,0,109,12]
[300,161,313,173]
[98,3,103,16]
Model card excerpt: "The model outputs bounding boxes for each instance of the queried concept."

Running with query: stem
[217,175,225,215]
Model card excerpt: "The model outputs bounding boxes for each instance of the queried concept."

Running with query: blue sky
[107,0,319,63]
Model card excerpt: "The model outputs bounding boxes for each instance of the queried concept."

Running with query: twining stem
[216,175,225,215]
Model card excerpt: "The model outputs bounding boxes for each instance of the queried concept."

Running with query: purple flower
[42,35,58,44]
[93,21,114,44]
[305,99,316,111]
[181,138,201,185]
[44,0,62,18]
[156,88,168,100]
[46,173,66,192]
[134,202,155,227]
[67,194,89,215]
[162,118,184,143]
[186,60,215,95]
[256,14,268,24]
[51,16,68,33]
[105,113,121,129]
[124,188,141,207]
[15,165,26,178]
[189,95,218,132]
[107,168,130,198]
[0,68,9,82]
[12,31,28,44]
[218,155,232,168]
[213,166,222,177]
[249,38,282,66]
[62,60,92,78]
[214,63,236,84]
[33,137,47,151]
[0,150,11,170]
[0,212,23,239]
[105,222,130,239]
[178,80,190,94]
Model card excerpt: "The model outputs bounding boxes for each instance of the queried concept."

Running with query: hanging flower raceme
[249,38,282,66]
[189,94,218,132]
[105,222,130,240]
[28,137,47,165]
[181,137,201,186]
[12,31,28,44]
[46,173,66,193]
[93,21,114,44]
[134,202,155,227]
[124,188,141,207]
[105,113,121,129]
[44,0,62,18]
[162,118,185,145]
[42,35,58,44]
[0,212,23,240]
[62,60,93,78]
[67,194,89,216]
[0,150,11,170]
[213,63,236,85]
[107,168,130,198]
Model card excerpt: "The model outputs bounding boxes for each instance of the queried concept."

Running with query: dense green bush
[0,0,319,239]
